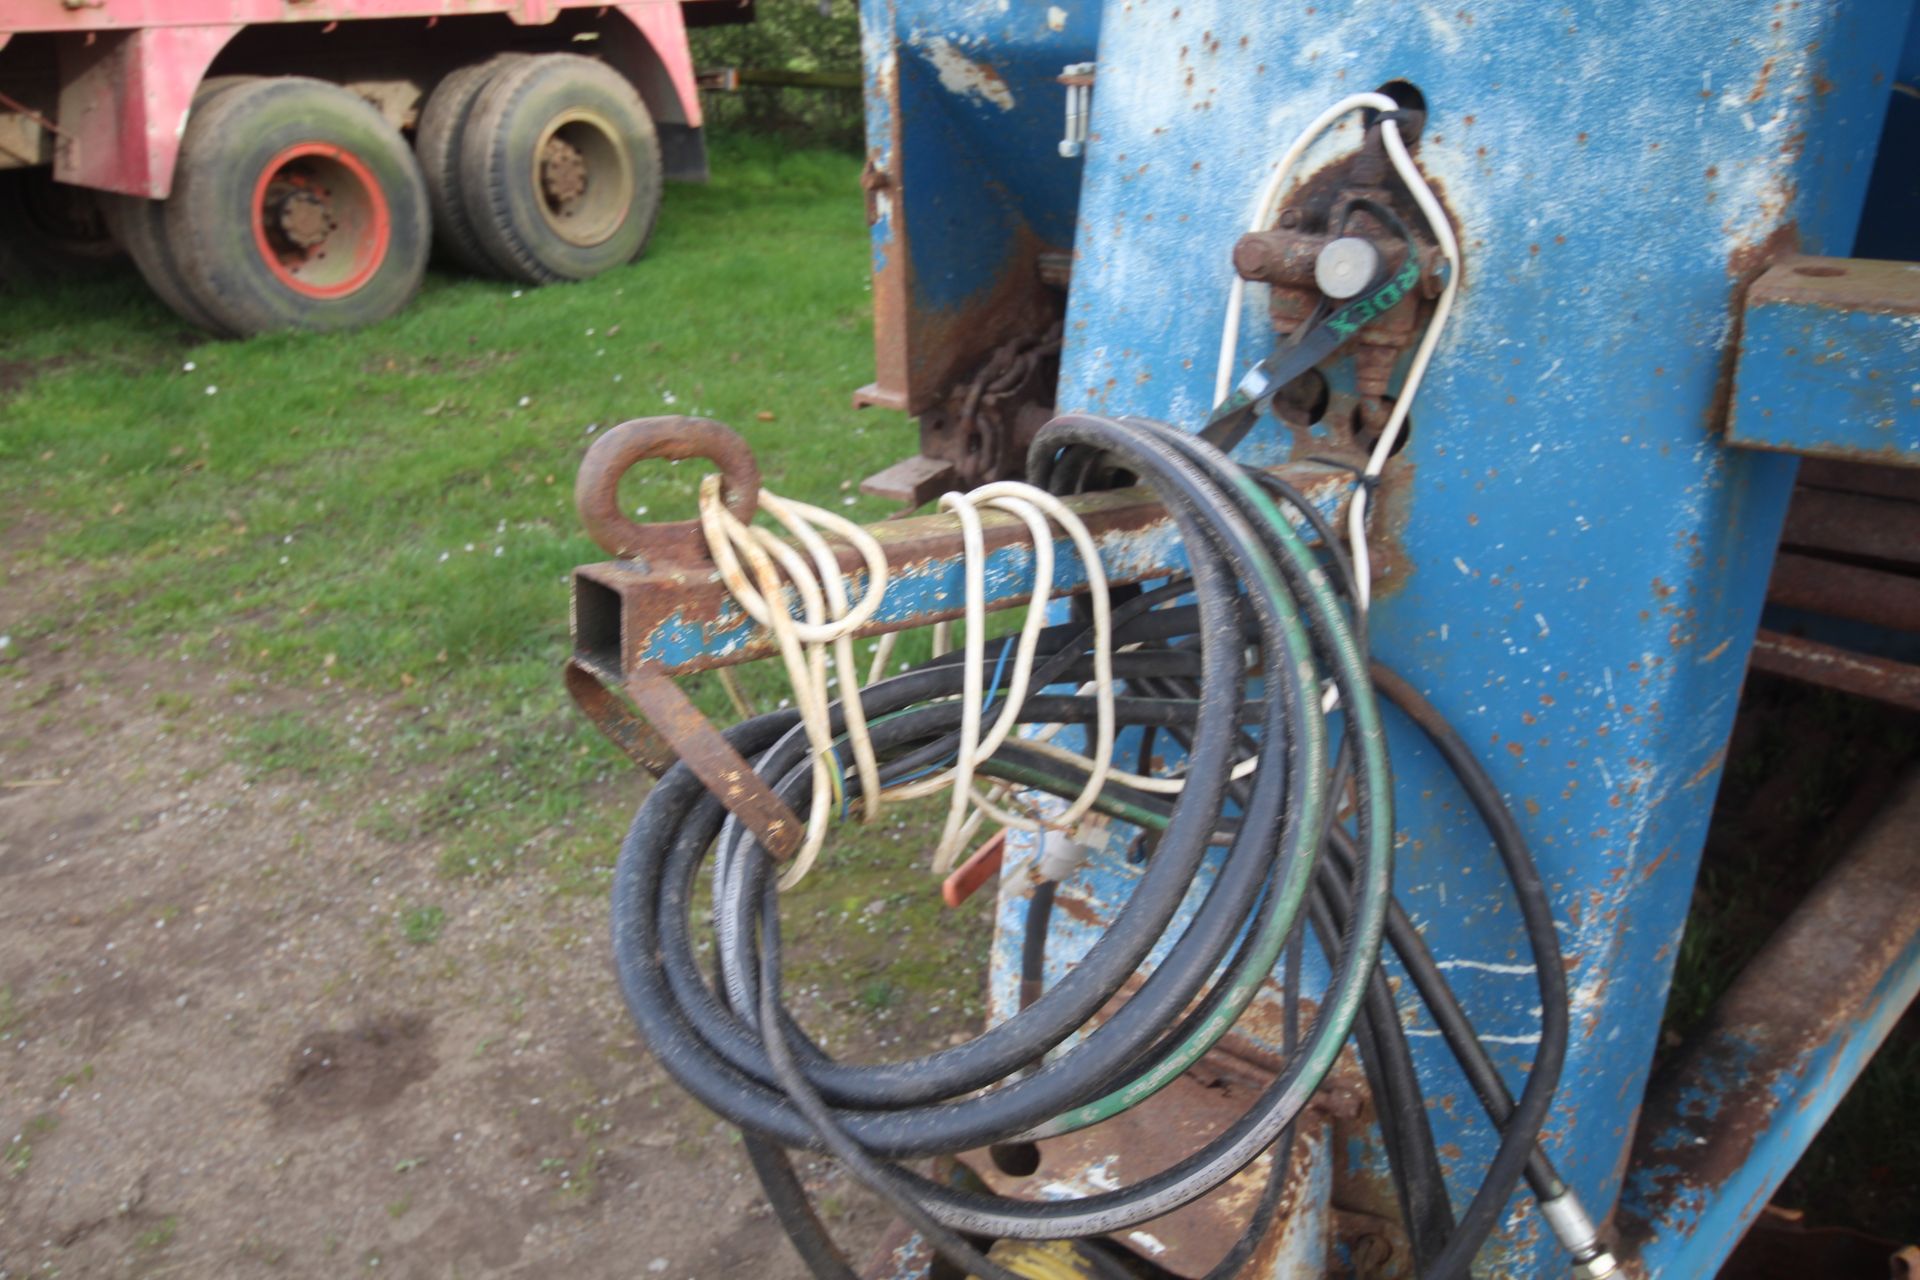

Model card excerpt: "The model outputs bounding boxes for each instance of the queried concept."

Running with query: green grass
[400,904,446,946]
[133,1216,180,1251]
[1,134,918,883]
[227,709,362,778]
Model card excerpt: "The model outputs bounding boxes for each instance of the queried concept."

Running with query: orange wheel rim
[251,142,392,300]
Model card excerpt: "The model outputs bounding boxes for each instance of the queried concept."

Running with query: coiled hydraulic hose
[609,413,1572,1277]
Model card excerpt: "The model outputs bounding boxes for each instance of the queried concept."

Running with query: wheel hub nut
[542,136,589,208]
[275,189,333,249]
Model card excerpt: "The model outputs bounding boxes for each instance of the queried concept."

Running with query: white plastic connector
[1037,828,1087,882]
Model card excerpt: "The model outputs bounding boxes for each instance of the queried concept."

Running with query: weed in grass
[134,1216,180,1250]
[53,1063,95,1090]
[401,905,446,946]
[557,1147,603,1203]
[240,1236,289,1266]
[4,1135,30,1177]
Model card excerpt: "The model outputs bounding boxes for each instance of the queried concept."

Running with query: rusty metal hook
[575,416,761,564]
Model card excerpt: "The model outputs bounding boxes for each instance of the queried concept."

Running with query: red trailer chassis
[0,0,708,196]
[0,0,735,331]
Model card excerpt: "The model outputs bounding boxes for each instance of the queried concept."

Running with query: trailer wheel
[105,76,258,334]
[416,55,527,276]
[457,54,663,284]
[0,167,121,288]
[161,77,430,335]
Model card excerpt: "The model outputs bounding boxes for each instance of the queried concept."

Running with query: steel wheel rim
[531,108,634,248]
[250,142,392,299]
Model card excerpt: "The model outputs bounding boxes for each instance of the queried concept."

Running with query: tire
[457,53,663,284]
[0,167,122,289]
[104,76,257,334]
[415,55,527,275]
[159,77,431,335]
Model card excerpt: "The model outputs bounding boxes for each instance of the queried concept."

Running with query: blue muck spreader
[565,1,1920,1275]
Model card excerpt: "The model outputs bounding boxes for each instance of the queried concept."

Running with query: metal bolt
[276,190,332,249]
[1315,235,1383,299]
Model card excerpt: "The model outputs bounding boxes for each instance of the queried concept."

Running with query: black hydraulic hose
[698,583,1273,1135]
[607,407,1568,1279]
[672,621,1244,1105]
[612,412,1354,1242]
[1366,664,1571,1277]
[1313,850,1456,1272]
[752,891,1028,1280]
[1018,880,1055,1011]
[1325,827,1568,1199]
[1082,537,1564,1276]
[741,1138,859,1280]
[1135,672,1456,1275]
[767,418,1358,1232]
[1197,915,1306,1280]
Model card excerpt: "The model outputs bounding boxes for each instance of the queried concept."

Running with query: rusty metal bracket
[1748,629,1920,714]
[623,664,805,861]
[564,658,677,776]
[567,416,1359,862]
[569,418,807,856]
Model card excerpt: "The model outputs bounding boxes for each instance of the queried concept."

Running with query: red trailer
[0,0,736,333]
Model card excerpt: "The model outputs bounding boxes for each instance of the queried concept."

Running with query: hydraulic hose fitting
[1572,1254,1621,1280]
[1540,1189,1618,1278]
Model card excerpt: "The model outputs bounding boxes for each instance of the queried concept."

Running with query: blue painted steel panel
[859,0,1097,410]
[1728,257,1920,466]
[1615,774,1920,1274]
[1625,932,1920,1274]
[1035,3,1914,1276]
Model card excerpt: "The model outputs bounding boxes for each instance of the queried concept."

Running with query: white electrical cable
[1351,120,1460,612]
[697,475,1117,887]
[1213,91,1398,410]
[700,476,889,889]
[693,95,1456,888]
[1212,91,1461,615]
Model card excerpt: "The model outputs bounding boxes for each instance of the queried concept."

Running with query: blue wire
[983,634,1016,715]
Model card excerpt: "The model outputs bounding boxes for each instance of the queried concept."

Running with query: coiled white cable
[700,477,890,889]
[698,476,1117,886]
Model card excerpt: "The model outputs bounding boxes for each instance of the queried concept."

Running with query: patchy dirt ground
[0,568,932,1279]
